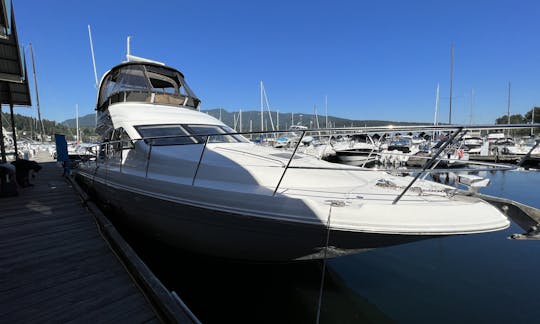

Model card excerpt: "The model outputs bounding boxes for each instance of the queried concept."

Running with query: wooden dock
[468,154,540,168]
[1,152,195,323]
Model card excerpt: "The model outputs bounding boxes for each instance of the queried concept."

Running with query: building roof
[0,0,31,106]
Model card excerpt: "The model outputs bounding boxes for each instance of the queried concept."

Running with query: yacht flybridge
[76,59,539,262]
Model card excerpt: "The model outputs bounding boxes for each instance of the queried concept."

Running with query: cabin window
[135,124,249,146]
[183,124,249,143]
[136,125,196,146]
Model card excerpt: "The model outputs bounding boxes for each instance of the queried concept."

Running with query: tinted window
[136,125,196,145]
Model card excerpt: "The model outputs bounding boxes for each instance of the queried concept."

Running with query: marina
[2,0,540,322]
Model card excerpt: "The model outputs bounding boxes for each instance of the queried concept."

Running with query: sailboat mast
[29,43,45,142]
[433,83,440,140]
[470,88,474,125]
[507,82,511,137]
[532,107,535,136]
[76,104,79,143]
[434,83,440,126]
[260,81,264,131]
[239,109,242,132]
[448,43,454,124]
[325,95,328,128]
[507,82,511,125]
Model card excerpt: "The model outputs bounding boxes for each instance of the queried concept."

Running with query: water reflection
[114,226,393,323]
[108,169,540,323]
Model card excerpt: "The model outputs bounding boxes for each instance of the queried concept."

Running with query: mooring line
[316,205,333,324]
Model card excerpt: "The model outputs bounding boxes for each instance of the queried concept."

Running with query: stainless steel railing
[79,124,538,204]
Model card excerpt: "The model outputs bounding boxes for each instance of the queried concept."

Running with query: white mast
[88,25,99,88]
[276,110,279,130]
[434,83,440,126]
[532,107,535,136]
[507,82,511,125]
[239,109,243,132]
[260,81,264,131]
[261,82,275,131]
[88,25,99,127]
[433,83,440,140]
[325,95,328,128]
[448,43,454,124]
[507,82,511,136]
[470,88,474,125]
[314,104,320,129]
[76,104,79,143]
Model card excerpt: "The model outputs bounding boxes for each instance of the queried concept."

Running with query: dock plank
[0,157,162,323]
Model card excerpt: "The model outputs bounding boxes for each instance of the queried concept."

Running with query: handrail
[80,124,537,204]
[145,142,153,178]
[392,127,464,205]
[192,136,209,186]
[517,139,540,167]
[273,130,306,196]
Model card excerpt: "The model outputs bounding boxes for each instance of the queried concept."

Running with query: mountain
[62,114,97,128]
[62,109,426,131]
[202,108,425,131]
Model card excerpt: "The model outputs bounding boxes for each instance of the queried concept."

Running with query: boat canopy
[97,62,200,111]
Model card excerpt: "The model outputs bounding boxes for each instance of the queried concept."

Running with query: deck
[0,152,195,323]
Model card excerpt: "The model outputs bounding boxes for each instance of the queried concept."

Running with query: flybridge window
[135,124,248,146]
[98,64,200,110]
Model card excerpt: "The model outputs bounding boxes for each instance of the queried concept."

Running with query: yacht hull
[76,172,438,262]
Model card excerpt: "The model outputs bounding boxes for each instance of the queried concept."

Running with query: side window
[119,128,133,149]
[110,128,133,151]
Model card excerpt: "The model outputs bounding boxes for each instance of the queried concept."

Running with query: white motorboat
[379,136,421,166]
[462,135,484,155]
[76,60,513,262]
[333,134,379,166]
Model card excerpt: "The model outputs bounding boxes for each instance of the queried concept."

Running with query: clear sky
[12,0,540,124]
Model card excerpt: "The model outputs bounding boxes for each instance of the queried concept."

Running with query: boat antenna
[87,25,99,88]
[127,35,131,61]
[88,25,99,127]
[125,35,165,65]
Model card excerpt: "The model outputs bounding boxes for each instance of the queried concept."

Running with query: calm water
[112,169,540,323]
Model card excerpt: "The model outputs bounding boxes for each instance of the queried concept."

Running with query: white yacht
[333,134,379,166]
[77,60,512,262]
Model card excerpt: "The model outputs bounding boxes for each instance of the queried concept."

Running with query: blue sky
[13,0,540,124]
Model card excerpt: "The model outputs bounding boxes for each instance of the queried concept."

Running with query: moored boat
[76,58,515,262]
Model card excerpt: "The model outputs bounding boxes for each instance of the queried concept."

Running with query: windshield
[135,124,249,146]
[137,125,196,145]
[98,63,200,110]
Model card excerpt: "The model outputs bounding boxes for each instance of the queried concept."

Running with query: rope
[316,205,334,324]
